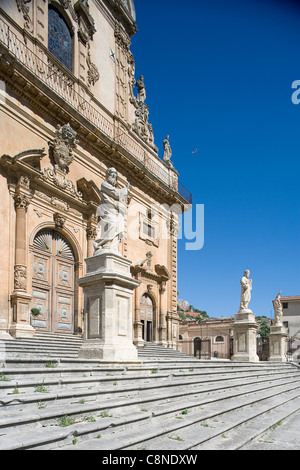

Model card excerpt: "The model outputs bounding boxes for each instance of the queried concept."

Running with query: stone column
[157,281,167,346]
[78,249,140,362]
[133,281,144,347]
[10,184,34,338]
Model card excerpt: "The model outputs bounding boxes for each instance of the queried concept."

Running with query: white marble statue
[239,269,252,311]
[163,135,173,167]
[93,167,129,253]
[136,75,146,103]
[273,290,283,326]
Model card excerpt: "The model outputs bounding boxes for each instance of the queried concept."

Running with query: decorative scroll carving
[86,43,100,87]
[42,166,83,201]
[114,23,131,53]
[16,0,32,31]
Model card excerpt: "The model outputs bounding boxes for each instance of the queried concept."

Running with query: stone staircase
[0,334,300,450]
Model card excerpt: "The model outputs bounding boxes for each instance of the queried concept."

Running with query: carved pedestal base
[9,292,35,339]
[231,309,259,362]
[268,325,287,362]
[77,250,140,363]
[133,320,144,348]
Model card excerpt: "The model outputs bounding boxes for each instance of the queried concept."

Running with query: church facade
[0,0,191,348]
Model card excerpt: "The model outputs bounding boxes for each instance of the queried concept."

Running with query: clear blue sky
[131,0,300,318]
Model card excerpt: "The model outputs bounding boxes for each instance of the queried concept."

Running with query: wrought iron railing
[0,15,192,204]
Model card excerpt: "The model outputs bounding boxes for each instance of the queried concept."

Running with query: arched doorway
[140,293,154,342]
[31,229,75,334]
[194,337,201,358]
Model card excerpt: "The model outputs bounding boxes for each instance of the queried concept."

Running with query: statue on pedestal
[273,290,283,326]
[93,167,129,253]
[239,269,252,311]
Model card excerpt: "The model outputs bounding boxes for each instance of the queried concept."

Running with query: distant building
[281,296,300,361]
[179,317,234,360]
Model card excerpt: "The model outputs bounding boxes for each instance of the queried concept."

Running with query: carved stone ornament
[14,265,27,291]
[74,0,96,41]
[87,43,100,87]
[14,193,30,211]
[132,76,158,153]
[16,0,32,31]
[50,123,78,172]
[53,212,66,229]
[42,166,83,201]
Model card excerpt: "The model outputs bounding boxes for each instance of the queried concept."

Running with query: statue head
[244,269,250,278]
[106,167,117,186]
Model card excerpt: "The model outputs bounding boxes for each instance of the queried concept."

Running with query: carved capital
[14,192,30,211]
[86,226,97,240]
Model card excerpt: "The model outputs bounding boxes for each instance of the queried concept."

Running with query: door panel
[32,229,75,334]
[31,288,50,330]
[54,291,73,332]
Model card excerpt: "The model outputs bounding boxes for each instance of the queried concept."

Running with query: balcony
[0,13,192,205]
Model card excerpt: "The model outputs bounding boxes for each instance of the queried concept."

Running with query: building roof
[280,296,300,301]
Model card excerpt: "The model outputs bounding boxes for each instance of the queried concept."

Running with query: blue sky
[131,0,300,318]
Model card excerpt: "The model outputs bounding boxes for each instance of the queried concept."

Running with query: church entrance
[31,229,75,334]
[140,293,154,342]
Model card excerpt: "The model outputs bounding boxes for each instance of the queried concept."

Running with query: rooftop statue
[136,75,146,103]
[163,135,173,167]
[93,168,129,253]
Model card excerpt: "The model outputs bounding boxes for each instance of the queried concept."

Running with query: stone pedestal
[268,325,287,362]
[9,292,35,338]
[77,250,140,362]
[231,309,259,362]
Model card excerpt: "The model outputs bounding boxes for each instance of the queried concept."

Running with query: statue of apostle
[93,168,129,253]
[239,269,252,311]
[273,290,283,326]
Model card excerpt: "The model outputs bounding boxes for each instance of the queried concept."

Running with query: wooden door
[140,293,153,342]
[31,229,75,334]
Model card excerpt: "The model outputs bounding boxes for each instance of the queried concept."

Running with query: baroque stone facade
[0,0,191,347]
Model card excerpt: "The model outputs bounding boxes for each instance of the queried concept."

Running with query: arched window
[48,5,73,71]
[215,335,224,343]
